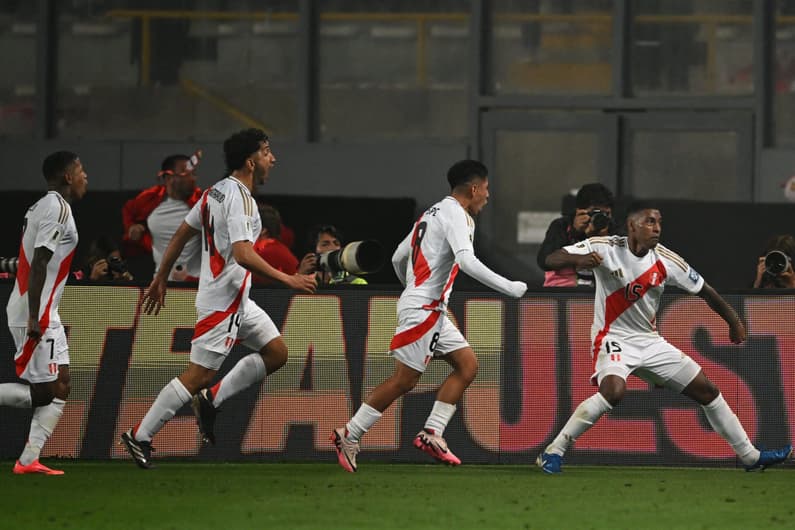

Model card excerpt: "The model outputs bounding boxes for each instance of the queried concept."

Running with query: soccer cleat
[120,429,155,469]
[192,388,218,446]
[12,459,64,476]
[744,445,793,472]
[536,452,562,474]
[413,429,461,466]
[330,427,359,473]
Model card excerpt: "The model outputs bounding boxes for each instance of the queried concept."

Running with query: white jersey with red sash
[564,235,705,354]
[6,191,77,378]
[184,176,260,342]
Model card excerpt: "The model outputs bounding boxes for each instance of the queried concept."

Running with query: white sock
[424,400,457,436]
[701,393,759,465]
[211,353,266,408]
[545,393,612,457]
[345,403,382,443]
[0,383,32,408]
[19,398,65,465]
[135,378,192,442]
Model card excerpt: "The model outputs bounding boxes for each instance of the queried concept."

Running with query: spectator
[537,183,615,287]
[310,225,367,286]
[753,234,795,289]
[77,235,134,282]
[252,204,313,284]
[121,152,203,281]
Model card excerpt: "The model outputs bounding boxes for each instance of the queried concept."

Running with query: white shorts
[190,301,280,371]
[389,309,469,373]
[591,334,701,392]
[10,325,69,384]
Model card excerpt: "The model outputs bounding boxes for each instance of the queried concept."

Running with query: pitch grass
[1,462,792,530]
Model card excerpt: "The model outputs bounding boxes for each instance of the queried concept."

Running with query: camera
[107,255,129,275]
[764,250,791,275]
[587,209,610,232]
[317,240,384,276]
[0,257,18,274]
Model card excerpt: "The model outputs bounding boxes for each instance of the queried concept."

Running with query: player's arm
[696,282,746,344]
[545,246,602,270]
[444,211,526,298]
[141,221,199,315]
[26,246,53,341]
[391,232,411,287]
[233,241,316,293]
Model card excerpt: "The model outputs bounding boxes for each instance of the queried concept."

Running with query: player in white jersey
[0,151,87,475]
[121,129,316,469]
[536,202,793,473]
[331,160,527,472]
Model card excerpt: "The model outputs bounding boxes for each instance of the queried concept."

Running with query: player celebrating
[331,160,527,472]
[121,129,316,468]
[536,202,792,473]
[1,151,88,475]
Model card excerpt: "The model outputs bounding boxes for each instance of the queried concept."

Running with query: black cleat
[120,429,154,469]
[192,388,218,446]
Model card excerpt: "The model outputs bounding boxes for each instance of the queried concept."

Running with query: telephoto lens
[0,257,19,274]
[764,250,791,275]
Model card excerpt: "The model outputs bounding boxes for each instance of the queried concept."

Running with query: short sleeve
[184,197,203,230]
[34,199,67,252]
[563,239,593,256]
[658,246,705,294]
[226,191,257,244]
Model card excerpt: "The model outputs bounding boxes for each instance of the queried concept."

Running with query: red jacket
[252,237,298,284]
[121,184,203,257]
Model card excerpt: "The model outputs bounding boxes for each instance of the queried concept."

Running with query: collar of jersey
[227,175,251,194]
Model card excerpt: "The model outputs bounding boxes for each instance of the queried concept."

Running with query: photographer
[537,183,615,287]
[80,236,134,282]
[310,225,368,286]
[753,234,795,289]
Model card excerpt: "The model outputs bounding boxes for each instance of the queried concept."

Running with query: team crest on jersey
[576,243,586,248]
[689,268,700,283]
[610,268,624,279]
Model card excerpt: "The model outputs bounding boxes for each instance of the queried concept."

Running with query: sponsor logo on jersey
[209,188,225,203]
[610,268,624,279]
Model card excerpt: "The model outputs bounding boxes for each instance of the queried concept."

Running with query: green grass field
[1,462,792,529]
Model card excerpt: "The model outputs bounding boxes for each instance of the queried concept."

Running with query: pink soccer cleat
[330,427,360,473]
[13,459,64,475]
[413,429,461,466]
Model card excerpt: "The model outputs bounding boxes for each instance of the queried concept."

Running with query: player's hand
[128,224,146,241]
[285,273,317,293]
[508,280,527,298]
[297,253,317,275]
[575,252,602,269]
[729,320,746,344]
[26,317,42,343]
[142,276,167,315]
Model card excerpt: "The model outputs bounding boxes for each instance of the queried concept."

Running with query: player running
[536,202,792,473]
[331,160,527,472]
[121,129,315,468]
[2,151,88,475]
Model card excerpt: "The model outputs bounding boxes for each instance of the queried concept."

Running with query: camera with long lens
[0,257,18,274]
[107,255,129,275]
[764,250,791,276]
[317,240,384,276]
[587,209,610,232]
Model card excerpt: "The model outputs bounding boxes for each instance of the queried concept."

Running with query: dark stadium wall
[0,284,792,466]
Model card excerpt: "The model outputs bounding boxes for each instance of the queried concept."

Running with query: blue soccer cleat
[536,452,562,474]
[744,445,793,472]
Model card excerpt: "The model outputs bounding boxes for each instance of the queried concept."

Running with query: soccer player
[331,160,527,472]
[1,151,88,475]
[121,129,316,468]
[536,202,793,473]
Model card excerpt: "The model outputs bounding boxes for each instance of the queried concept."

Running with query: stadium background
[0,283,791,467]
